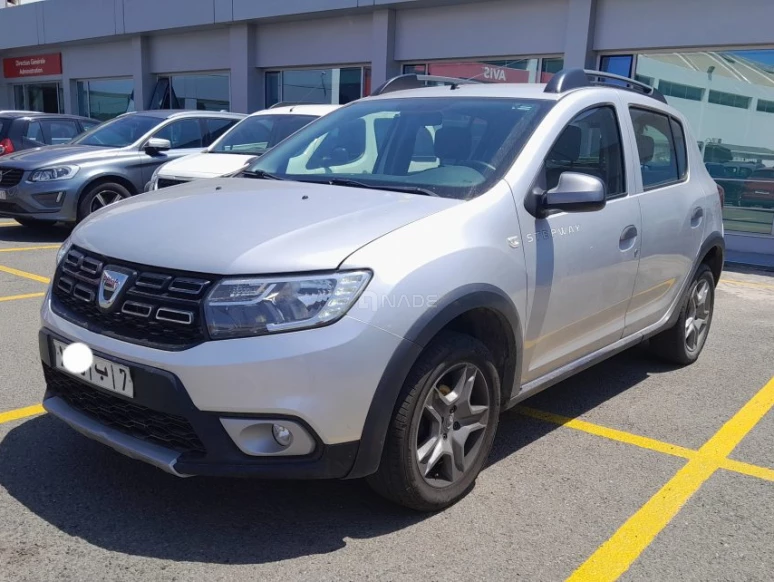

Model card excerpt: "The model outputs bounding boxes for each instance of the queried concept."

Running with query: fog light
[272,424,293,447]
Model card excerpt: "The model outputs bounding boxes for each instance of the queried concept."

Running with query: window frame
[628,105,689,193]
[263,66,371,108]
[538,102,629,201]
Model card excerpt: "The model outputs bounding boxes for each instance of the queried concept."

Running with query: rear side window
[42,119,80,145]
[670,118,688,180]
[25,121,45,145]
[0,118,8,138]
[629,108,681,190]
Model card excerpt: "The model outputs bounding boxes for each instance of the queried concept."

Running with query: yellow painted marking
[719,278,774,291]
[516,406,697,460]
[0,222,19,227]
[720,458,774,483]
[0,291,45,303]
[0,244,61,253]
[0,404,45,425]
[566,377,774,582]
[0,264,50,284]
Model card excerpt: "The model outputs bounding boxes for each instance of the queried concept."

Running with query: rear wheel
[77,181,132,222]
[367,332,501,511]
[649,264,715,365]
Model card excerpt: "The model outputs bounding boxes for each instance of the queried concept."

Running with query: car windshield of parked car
[246,97,553,200]
[71,115,160,148]
[211,114,318,156]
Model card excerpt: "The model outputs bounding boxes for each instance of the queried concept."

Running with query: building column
[131,36,154,111]
[230,24,261,113]
[371,9,399,91]
[563,0,598,70]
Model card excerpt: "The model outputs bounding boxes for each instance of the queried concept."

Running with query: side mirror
[144,138,171,154]
[543,172,606,213]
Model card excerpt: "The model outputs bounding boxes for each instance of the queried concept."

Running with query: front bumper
[0,176,79,222]
[39,295,409,478]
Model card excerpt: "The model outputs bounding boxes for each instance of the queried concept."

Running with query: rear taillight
[716,183,725,207]
[0,138,13,156]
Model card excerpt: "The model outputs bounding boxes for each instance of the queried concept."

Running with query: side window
[545,106,626,198]
[203,118,236,147]
[81,120,100,132]
[669,118,688,180]
[629,108,679,189]
[153,119,204,149]
[42,119,80,145]
[25,121,45,145]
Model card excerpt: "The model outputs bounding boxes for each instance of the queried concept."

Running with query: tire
[649,263,715,366]
[366,331,501,512]
[77,181,132,223]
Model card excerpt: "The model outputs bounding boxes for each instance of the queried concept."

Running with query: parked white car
[145,104,340,191]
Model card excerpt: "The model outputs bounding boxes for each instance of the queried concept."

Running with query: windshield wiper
[240,169,284,180]
[303,177,439,197]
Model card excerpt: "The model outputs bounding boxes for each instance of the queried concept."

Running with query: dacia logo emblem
[98,268,130,310]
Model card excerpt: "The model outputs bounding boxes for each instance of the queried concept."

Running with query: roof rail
[268,101,312,109]
[544,68,667,104]
[370,73,483,96]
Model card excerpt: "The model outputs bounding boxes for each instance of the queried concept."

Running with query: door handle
[691,207,704,228]
[619,225,638,251]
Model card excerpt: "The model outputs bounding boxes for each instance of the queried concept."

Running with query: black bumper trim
[39,328,359,479]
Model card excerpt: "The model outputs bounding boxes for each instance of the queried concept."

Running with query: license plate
[0,190,6,200]
[53,339,134,398]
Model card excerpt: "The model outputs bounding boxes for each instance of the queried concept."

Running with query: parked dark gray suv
[0,110,99,157]
[0,110,244,227]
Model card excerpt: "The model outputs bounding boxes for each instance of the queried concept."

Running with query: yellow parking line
[720,458,774,483]
[0,404,45,425]
[0,291,45,303]
[720,278,774,291]
[0,222,19,228]
[515,406,698,460]
[0,244,61,253]
[566,376,774,582]
[0,265,50,284]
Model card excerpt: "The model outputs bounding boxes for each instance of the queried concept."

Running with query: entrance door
[14,83,63,114]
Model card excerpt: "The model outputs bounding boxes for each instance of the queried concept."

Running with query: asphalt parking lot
[1,218,773,582]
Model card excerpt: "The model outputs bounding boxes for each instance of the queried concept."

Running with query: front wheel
[77,181,132,223]
[367,332,501,511]
[649,264,715,365]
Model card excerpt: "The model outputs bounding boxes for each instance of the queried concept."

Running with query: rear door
[514,99,642,383]
[620,100,704,335]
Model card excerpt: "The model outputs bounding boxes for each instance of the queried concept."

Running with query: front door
[515,104,642,383]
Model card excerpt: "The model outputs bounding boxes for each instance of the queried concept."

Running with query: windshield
[246,97,553,199]
[211,114,318,156]
[71,114,160,148]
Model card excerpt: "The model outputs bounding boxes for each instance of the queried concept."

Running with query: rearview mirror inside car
[144,138,172,154]
[542,172,606,213]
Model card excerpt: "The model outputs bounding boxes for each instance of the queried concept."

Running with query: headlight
[204,270,371,339]
[29,165,79,182]
[56,237,72,266]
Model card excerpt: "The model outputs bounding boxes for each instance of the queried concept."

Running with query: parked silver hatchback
[39,70,724,511]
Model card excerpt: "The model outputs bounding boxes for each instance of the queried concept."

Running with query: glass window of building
[635,49,774,236]
[265,67,371,108]
[77,79,135,121]
[13,83,63,113]
[402,58,562,84]
[149,74,230,111]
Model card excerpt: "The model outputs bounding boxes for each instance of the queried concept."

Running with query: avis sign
[2,53,62,79]
[482,66,507,81]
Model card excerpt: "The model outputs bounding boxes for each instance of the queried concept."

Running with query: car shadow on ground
[0,345,676,565]
[0,222,70,244]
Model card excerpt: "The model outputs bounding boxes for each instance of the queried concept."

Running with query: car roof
[362,82,564,102]
[124,109,246,120]
[248,104,342,117]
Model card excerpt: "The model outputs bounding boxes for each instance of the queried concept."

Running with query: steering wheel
[461,160,497,173]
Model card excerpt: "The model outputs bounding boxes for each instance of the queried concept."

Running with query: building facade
[1,0,774,256]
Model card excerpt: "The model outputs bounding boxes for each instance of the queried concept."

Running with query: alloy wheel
[685,278,711,353]
[415,362,491,488]
[89,190,126,213]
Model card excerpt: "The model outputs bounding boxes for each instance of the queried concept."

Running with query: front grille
[45,366,206,455]
[0,167,24,187]
[157,178,188,189]
[51,246,213,350]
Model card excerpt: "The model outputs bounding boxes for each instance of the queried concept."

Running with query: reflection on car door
[515,104,641,383]
[621,105,704,335]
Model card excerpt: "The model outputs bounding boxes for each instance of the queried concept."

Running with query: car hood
[73,178,460,274]
[158,152,255,180]
[0,144,121,167]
